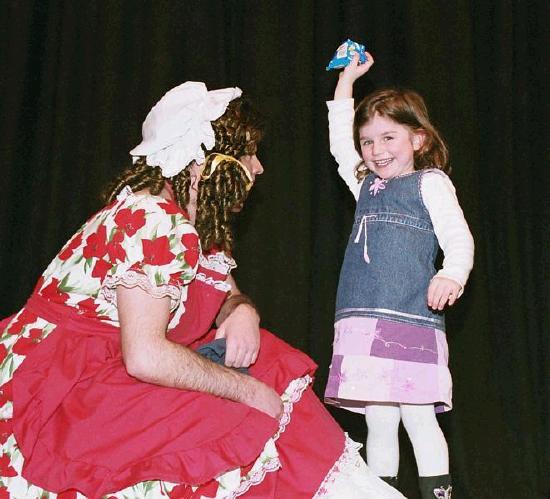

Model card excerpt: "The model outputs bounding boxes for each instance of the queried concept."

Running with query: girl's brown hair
[103,96,264,253]
[353,88,449,181]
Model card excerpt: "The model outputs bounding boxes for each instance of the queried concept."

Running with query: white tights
[364,403,449,477]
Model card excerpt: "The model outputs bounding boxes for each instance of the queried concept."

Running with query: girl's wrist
[334,75,355,99]
[334,85,353,99]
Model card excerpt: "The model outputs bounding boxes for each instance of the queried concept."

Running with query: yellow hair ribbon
[202,153,254,190]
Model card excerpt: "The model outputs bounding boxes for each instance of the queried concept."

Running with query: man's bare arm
[117,285,282,418]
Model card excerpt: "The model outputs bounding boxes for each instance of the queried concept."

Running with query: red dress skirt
[2,258,345,498]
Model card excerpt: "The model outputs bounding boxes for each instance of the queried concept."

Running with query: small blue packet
[326,39,368,71]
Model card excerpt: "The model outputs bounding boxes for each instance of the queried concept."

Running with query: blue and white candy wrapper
[326,39,368,71]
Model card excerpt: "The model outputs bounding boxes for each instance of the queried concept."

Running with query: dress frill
[10,298,329,498]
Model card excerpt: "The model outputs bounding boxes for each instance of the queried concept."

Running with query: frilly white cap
[130,81,242,178]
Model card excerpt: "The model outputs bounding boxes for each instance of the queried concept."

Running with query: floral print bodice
[36,186,200,329]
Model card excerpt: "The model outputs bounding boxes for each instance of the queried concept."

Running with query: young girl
[324,53,474,499]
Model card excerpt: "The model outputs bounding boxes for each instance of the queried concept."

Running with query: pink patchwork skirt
[325,316,452,413]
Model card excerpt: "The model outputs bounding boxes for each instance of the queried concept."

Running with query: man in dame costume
[0,82,403,498]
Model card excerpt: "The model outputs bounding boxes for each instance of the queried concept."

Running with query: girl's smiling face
[359,113,424,180]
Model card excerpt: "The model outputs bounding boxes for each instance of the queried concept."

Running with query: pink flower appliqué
[369,177,387,196]
[337,369,348,384]
[402,377,415,392]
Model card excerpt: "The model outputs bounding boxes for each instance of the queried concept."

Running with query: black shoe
[419,474,452,499]
[380,475,399,487]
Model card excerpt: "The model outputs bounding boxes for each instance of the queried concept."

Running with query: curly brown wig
[103,96,264,254]
[353,88,450,181]
[194,97,264,252]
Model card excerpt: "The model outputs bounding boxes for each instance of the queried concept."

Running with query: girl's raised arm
[327,51,374,200]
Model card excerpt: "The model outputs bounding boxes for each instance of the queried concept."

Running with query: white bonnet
[129,81,242,178]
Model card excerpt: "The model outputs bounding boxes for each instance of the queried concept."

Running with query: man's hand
[215,275,261,369]
[216,303,260,368]
[245,379,283,420]
[427,276,462,311]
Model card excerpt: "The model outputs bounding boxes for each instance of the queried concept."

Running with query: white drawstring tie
[354,215,370,263]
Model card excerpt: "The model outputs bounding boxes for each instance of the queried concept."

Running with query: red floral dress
[0,188,402,499]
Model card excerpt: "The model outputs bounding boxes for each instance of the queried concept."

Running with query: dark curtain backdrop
[0,1,547,497]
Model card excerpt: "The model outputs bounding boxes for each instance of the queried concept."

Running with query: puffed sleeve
[101,195,200,315]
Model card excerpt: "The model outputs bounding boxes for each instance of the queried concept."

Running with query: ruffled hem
[101,270,182,310]
[313,434,362,497]
[6,376,314,499]
[11,325,318,498]
[312,435,406,498]
[226,375,312,498]
[199,252,236,275]
[194,272,232,292]
[17,406,278,498]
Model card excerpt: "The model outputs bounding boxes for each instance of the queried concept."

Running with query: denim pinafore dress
[324,170,452,413]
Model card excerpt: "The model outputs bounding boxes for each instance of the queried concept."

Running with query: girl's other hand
[427,276,462,310]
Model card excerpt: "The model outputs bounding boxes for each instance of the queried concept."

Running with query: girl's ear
[412,130,426,151]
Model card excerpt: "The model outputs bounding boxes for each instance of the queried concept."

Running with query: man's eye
[362,140,373,146]
[383,136,394,141]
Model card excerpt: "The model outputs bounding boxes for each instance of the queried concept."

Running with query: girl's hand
[427,276,462,310]
[334,51,375,99]
[340,51,375,81]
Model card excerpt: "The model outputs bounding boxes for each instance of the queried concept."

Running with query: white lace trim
[199,252,237,275]
[273,375,312,440]
[116,185,134,202]
[195,272,232,292]
[100,270,181,311]
[313,435,406,498]
[213,375,313,499]
[313,435,363,497]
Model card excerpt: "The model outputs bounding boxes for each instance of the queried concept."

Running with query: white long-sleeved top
[327,98,474,291]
